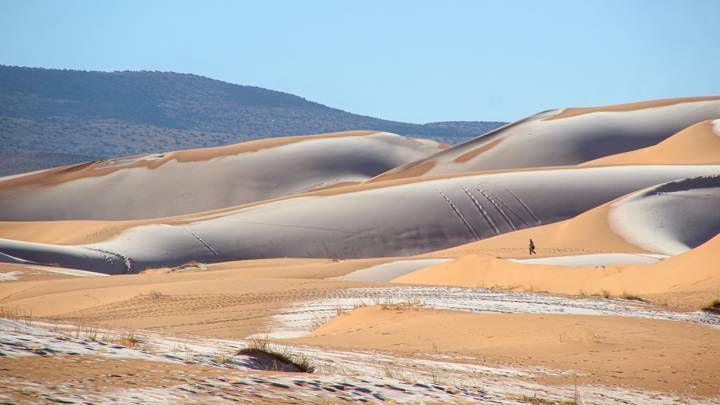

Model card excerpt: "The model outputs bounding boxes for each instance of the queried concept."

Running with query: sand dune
[2,165,718,273]
[0,131,443,220]
[583,119,720,166]
[395,233,720,310]
[430,175,720,260]
[371,97,720,181]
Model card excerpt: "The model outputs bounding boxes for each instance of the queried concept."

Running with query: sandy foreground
[2,256,719,403]
[291,306,720,397]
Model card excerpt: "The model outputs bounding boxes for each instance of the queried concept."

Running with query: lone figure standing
[528,238,536,255]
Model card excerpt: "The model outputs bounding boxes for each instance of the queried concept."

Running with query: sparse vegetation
[237,337,315,373]
[702,299,720,314]
[0,305,34,325]
[380,300,423,311]
[620,292,648,303]
[382,364,400,379]
[511,393,577,404]
[140,290,164,299]
[0,65,505,176]
[114,330,143,348]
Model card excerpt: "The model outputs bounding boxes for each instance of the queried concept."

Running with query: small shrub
[238,338,315,373]
[620,292,648,303]
[380,300,423,311]
[141,290,164,299]
[702,299,720,314]
[116,330,143,348]
[513,394,577,405]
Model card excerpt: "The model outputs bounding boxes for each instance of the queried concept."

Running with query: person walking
[528,238,536,255]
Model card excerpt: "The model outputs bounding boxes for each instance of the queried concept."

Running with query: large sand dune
[372,97,720,181]
[395,176,720,306]
[1,165,718,273]
[0,130,443,220]
[394,233,720,310]
[431,175,720,260]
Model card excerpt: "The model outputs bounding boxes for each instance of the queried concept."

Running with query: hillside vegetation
[0,66,503,168]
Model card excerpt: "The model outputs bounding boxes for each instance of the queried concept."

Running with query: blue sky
[1,0,718,122]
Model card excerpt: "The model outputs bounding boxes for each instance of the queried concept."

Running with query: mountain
[0,65,504,171]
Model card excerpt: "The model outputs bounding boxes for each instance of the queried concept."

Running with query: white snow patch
[263,286,720,339]
[28,265,109,277]
[0,271,22,281]
[510,253,668,267]
[337,258,451,281]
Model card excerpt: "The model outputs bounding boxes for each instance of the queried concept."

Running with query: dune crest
[371,97,720,181]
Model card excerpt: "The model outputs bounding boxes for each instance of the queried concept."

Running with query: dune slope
[395,232,720,307]
[583,119,720,166]
[1,165,719,273]
[372,97,720,181]
[431,175,720,259]
[0,131,443,220]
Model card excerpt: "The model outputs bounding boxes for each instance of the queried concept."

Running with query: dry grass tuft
[114,330,144,348]
[620,292,648,303]
[238,337,315,373]
[380,300,423,311]
[702,299,720,314]
[140,290,164,299]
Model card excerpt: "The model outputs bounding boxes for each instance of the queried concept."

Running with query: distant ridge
[0,65,504,175]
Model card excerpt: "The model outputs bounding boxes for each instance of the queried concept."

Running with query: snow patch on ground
[0,271,22,281]
[509,253,668,267]
[337,259,451,281]
[263,286,720,340]
[0,317,699,404]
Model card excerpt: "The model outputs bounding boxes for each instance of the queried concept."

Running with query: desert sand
[583,119,720,166]
[2,97,720,403]
[292,306,720,396]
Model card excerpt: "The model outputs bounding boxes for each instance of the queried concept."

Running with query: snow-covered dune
[0,131,443,220]
[1,165,718,273]
[372,97,720,182]
[609,176,720,255]
[430,175,720,263]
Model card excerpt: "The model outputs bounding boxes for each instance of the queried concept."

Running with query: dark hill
[0,65,504,173]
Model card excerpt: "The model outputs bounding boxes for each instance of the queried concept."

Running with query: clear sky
[1,0,718,123]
